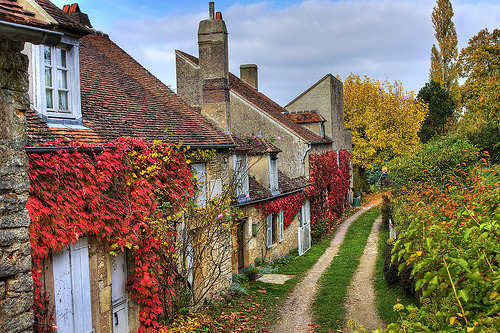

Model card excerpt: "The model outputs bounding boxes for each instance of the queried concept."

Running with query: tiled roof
[0,0,49,28]
[36,0,88,34]
[244,136,281,155]
[176,50,332,144]
[245,171,309,205]
[26,110,106,145]
[77,34,234,147]
[283,110,325,124]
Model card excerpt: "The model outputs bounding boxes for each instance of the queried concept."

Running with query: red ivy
[28,138,195,333]
[306,150,351,229]
[258,150,351,231]
[257,192,306,228]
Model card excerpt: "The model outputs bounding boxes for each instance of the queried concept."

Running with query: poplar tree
[429,0,459,102]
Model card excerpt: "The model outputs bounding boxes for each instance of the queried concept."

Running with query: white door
[298,200,311,255]
[111,251,130,333]
[52,237,93,333]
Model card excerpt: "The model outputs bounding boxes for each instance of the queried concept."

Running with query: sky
[50,0,500,105]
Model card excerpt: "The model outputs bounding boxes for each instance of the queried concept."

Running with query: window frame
[32,36,82,122]
[268,155,279,196]
[266,210,283,248]
[233,154,249,202]
[191,163,207,206]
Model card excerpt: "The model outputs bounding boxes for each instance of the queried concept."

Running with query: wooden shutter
[210,179,222,198]
[304,200,311,225]
[279,210,284,242]
[111,251,129,333]
[266,215,273,248]
[53,237,93,333]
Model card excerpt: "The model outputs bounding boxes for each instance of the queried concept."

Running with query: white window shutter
[279,210,284,242]
[191,163,206,206]
[266,215,273,248]
[53,237,92,333]
[210,179,222,199]
[304,200,311,225]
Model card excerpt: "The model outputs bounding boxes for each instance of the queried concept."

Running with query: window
[191,163,206,206]
[266,210,283,248]
[233,154,249,202]
[32,36,82,122]
[299,200,311,227]
[268,155,279,196]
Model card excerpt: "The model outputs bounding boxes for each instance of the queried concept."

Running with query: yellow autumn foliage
[343,73,428,169]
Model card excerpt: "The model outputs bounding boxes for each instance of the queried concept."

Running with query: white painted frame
[32,36,82,120]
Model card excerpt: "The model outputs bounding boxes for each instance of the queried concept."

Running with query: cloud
[103,0,500,105]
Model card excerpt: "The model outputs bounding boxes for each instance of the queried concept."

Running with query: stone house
[13,1,238,332]
[0,0,65,332]
[176,3,352,270]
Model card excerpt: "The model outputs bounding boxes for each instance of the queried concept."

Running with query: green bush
[388,136,479,188]
[311,219,328,243]
[243,267,259,281]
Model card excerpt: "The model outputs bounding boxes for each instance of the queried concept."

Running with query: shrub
[388,136,479,188]
[311,218,328,243]
[244,267,259,281]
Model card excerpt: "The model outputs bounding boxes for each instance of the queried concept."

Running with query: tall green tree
[429,0,459,102]
[458,28,500,123]
[417,80,455,143]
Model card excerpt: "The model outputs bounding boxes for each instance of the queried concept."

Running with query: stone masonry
[0,39,33,333]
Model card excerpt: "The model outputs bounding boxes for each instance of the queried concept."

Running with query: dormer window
[233,154,249,202]
[268,155,279,196]
[32,36,82,123]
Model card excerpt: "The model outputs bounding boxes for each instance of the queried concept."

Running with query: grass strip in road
[312,207,380,332]
[199,233,334,332]
[374,221,416,324]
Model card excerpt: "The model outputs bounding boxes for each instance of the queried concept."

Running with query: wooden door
[52,237,93,333]
[111,251,129,333]
[237,221,245,272]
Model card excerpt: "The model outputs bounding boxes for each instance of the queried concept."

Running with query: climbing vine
[258,150,351,231]
[307,150,351,228]
[257,192,306,228]
[28,138,196,333]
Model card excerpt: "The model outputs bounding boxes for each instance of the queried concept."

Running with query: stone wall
[234,205,300,271]
[0,39,33,333]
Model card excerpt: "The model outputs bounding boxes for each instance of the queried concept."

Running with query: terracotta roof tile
[283,110,324,124]
[245,171,308,205]
[176,50,332,144]
[26,110,106,145]
[78,34,233,147]
[0,0,49,28]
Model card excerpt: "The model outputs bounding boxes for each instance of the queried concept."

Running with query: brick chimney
[240,64,258,91]
[62,3,93,28]
[198,2,230,131]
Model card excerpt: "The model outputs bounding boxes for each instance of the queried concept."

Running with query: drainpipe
[0,21,62,46]
[302,142,312,177]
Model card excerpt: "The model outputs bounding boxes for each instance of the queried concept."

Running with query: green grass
[312,207,381,332]
[374,221,416,324]
[200,233,335,332]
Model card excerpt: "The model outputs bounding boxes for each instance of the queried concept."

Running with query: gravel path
[269,202,381,333]
[345,217,384,331]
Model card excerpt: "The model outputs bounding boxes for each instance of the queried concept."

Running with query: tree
[417,80,455,143]
[343,73,428,170]
[458,28,500,123]
[429,0,459,102]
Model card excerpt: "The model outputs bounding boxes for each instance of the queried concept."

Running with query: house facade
[17,2,238,332]
[0,0,65,331]
[176,3,352,271]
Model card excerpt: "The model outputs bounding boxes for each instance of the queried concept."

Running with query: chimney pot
[209,2,215,19]
[240,64,258,91]
[215,12,222,20]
